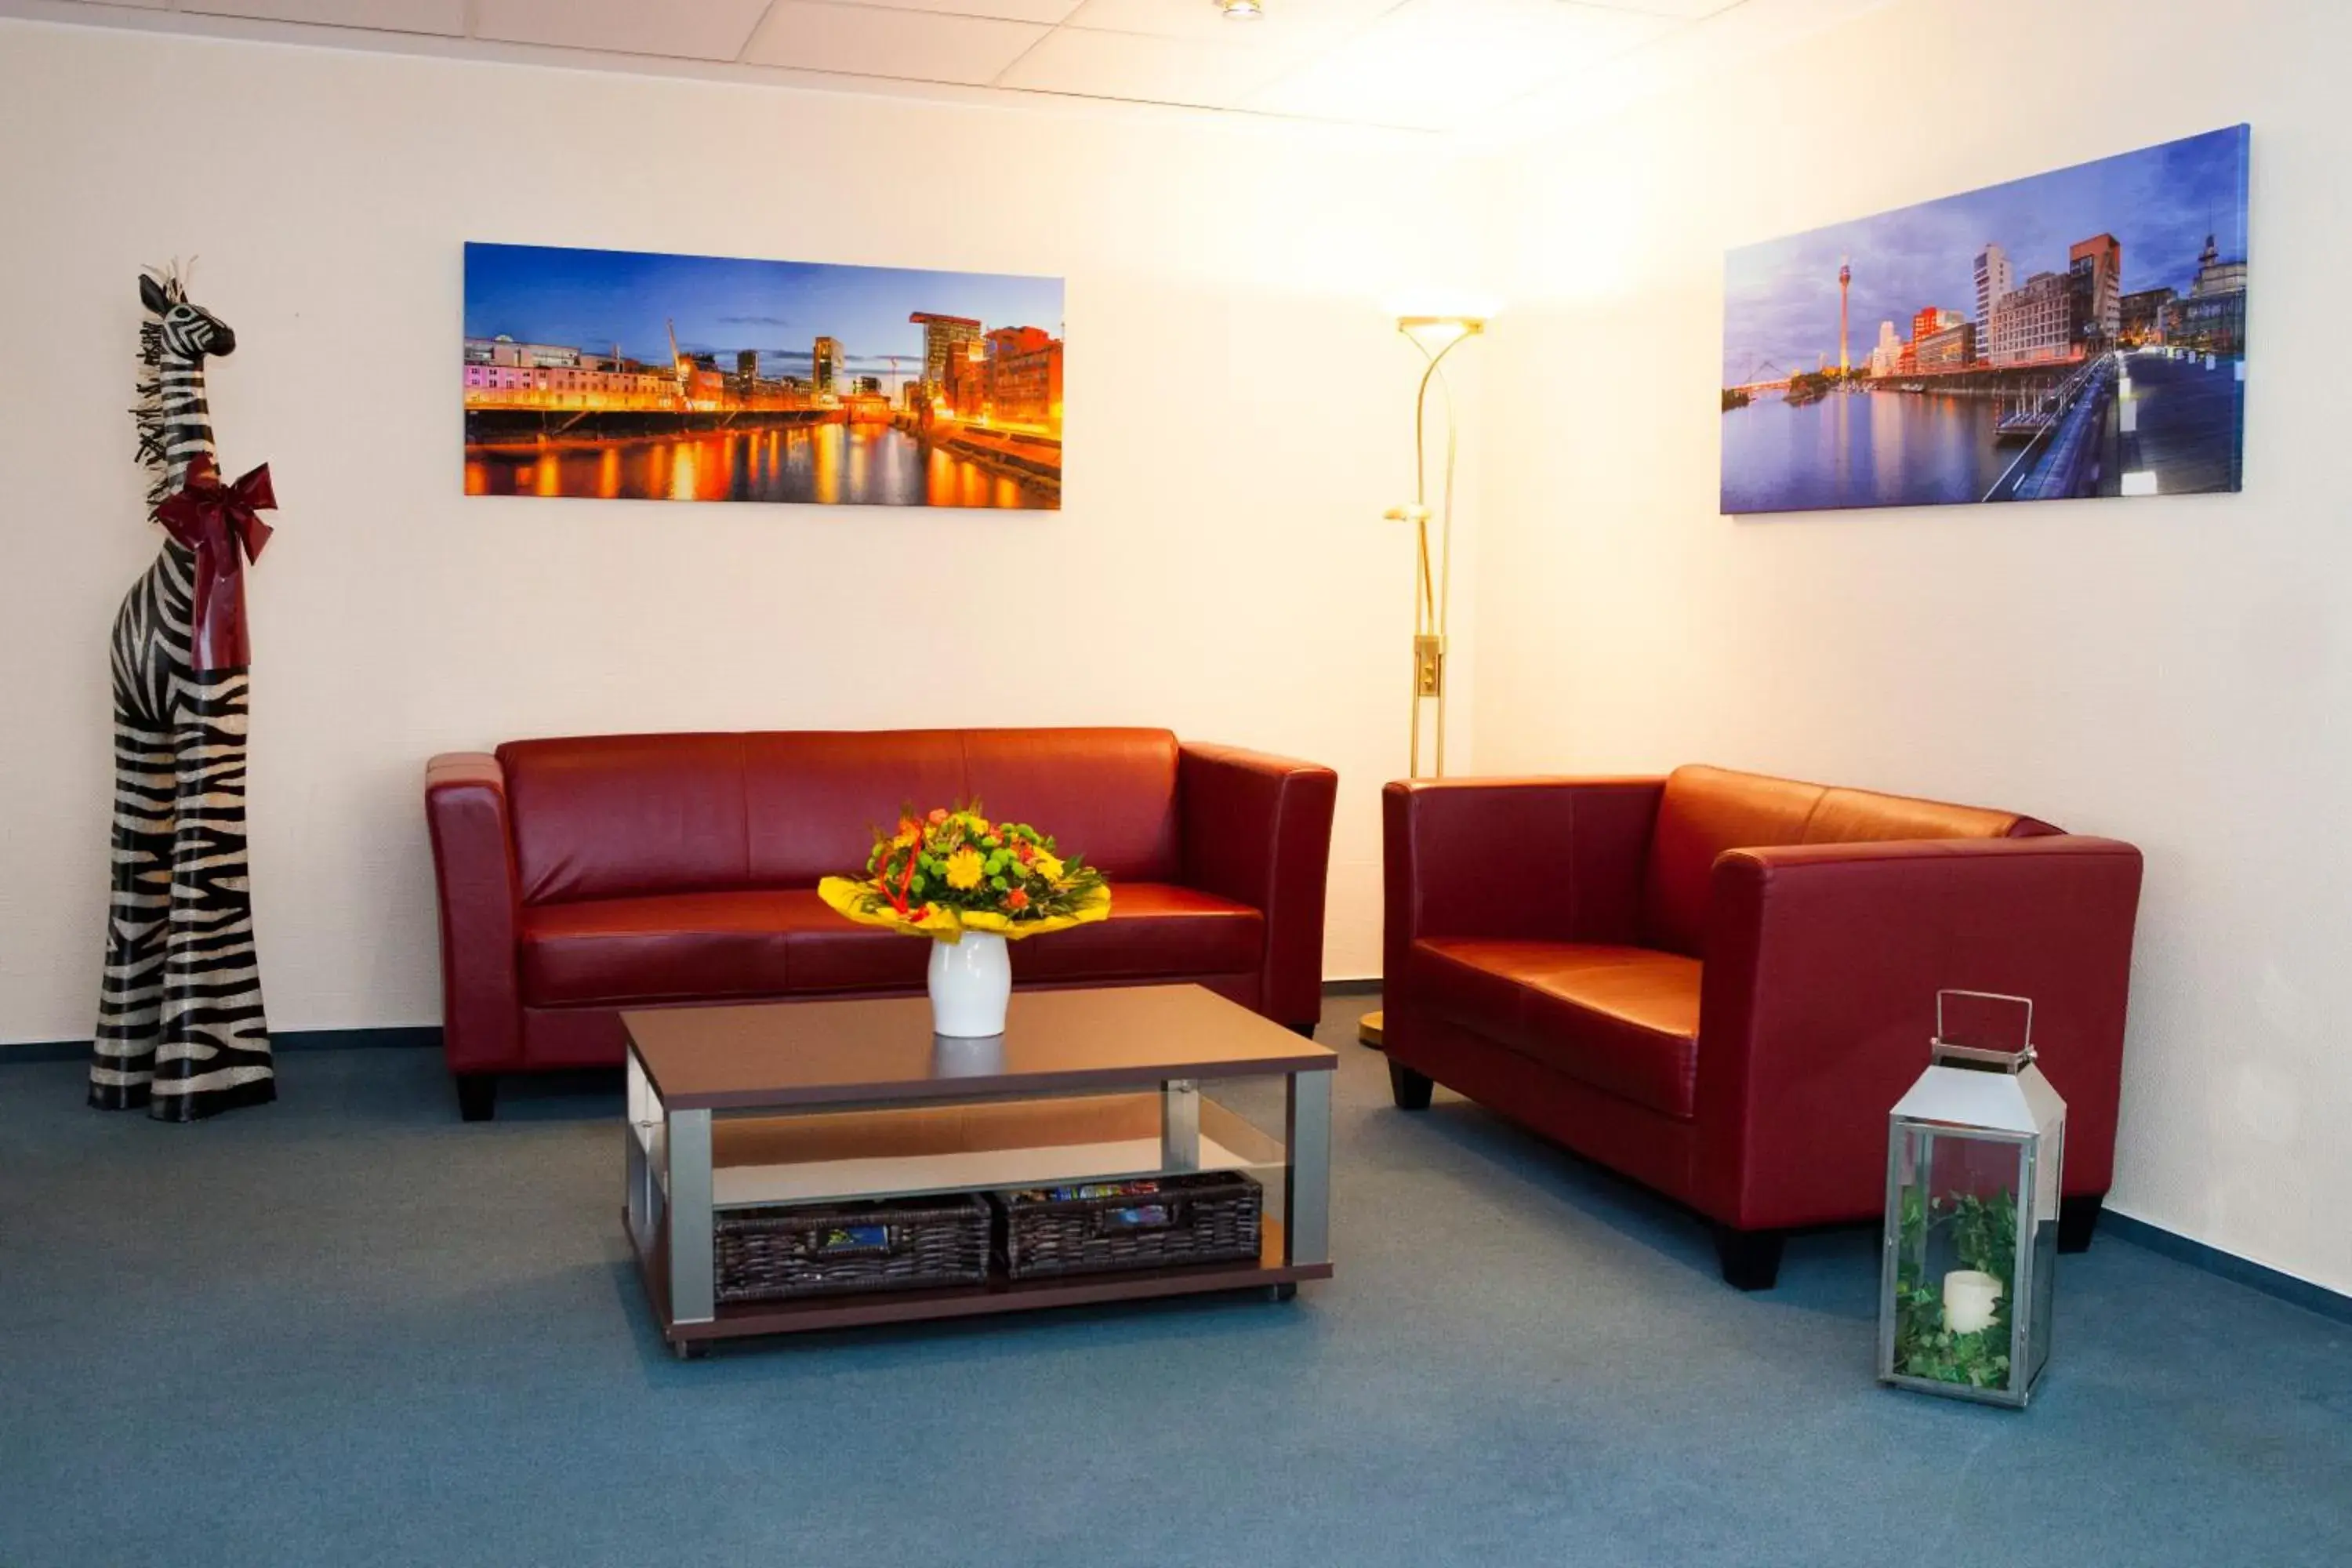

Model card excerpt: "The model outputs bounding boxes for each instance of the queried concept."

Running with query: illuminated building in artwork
[929,327,1065,434]
[2189,231,2247,297]
[1989,271,2077,366]
[982,326,1064,434]
[2121,287,2176,346]
[1911,306,1964,343]
[1868,320,1902,378]
[1973,243,2013,368]
[1915,321,1976,372]
[461,336,677,408]
[909,312,982,394]
[463,313,1064,429]
[2068,233,2123,349]
[942,341,986,420]
[2165,234,2248,353]
[466,336,594,368]
[811,336,841,399]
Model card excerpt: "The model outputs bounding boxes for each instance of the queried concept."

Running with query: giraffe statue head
[140,270,236,360]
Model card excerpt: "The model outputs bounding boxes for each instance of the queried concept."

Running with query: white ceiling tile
[744,2,1050,85]
[37,0,1772,134]
[837,0,1085,24]
[1061,0,1396,46]
[996,24,1294,107]
[474,0,778,61]
[1253,0,1675,128]
[180,0,465,30]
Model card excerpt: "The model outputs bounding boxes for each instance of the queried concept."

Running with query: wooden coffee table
[622,984,1337,1356]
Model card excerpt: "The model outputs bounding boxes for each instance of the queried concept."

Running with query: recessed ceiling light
[1218,0,1265,20]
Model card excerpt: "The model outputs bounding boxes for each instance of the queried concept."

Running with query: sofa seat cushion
[519,891,818,1007]
[789,883,1263,993]
[1407,938,1701,1119]
[1009,883,1263,984]
[517,883,1265,1008]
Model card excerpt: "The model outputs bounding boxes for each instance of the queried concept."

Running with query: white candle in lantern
[1943,1269,2004,1335]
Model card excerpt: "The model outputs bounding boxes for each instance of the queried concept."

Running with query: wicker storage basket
[714,1192,991,1303]
[997,1172,1263,1279]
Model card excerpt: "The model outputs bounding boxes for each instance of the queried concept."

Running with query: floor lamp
[1360,313,1485,1050]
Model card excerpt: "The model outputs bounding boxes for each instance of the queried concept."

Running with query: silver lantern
[1878,990,2067,1409]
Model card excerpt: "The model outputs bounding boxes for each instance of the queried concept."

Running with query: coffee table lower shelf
[630,1214,1329,1351]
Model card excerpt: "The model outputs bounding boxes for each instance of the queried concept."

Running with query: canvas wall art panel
[1721,125,2249,515]
[463,243,1065,510]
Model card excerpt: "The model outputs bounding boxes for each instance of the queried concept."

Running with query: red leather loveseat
[426,728,1336,1120]
[1381,765,2143,1288]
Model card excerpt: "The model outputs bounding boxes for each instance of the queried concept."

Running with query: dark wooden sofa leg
[1388,1060,1434,1111]
[1288,1021,1319,1040]
[455,1073,498,1123]
[1712,1224,1786,1291]
[2058,1192,2104,1254]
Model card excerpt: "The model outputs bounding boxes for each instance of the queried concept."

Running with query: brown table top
[623,984,1338,1111]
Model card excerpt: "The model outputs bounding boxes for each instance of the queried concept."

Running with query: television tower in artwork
[1838,255,1852,374]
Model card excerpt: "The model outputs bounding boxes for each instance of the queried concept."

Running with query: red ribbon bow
[154,456,275,672]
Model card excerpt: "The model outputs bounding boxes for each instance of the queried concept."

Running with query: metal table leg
[1284,1069,1331,1268]
[666,1105,715,1326]
[1161,1078,1200,1172]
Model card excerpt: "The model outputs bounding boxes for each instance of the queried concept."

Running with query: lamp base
[1356,1010,1385,1049]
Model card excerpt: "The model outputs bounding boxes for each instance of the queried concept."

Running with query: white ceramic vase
[927,931,1011,1038]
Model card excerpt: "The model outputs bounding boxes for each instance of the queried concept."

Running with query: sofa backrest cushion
[500,734,750,906]
[1641,764,2060,958]
[499,728,1181,903]
[960,728,1180,883]
[743,730,969,888]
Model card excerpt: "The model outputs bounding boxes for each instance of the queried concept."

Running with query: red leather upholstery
[743,731,967,887]
[499,734,751,904]
[1642,764,2058,958]
[426,728,1335,1094]
[1384,764,2142,1236]
[423,753,521,1073]
[1008,884,1263,982]
[964,728,1183,882]
[1179,743,1340,1026]
[516,882,1263,1008]
[519,891,808,1007]
[1695,834,2140,1229]
[1407,939,1700,1116]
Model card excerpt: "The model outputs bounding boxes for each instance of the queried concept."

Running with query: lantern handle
[1933,989,2034,1062]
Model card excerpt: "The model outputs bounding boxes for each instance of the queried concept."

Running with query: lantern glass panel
[1889,1125,2030,1396]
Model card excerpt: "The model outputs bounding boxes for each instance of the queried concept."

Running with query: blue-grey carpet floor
[3,993,2347,1567]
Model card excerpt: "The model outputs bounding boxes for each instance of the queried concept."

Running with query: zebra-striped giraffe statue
[89,267,278,1120]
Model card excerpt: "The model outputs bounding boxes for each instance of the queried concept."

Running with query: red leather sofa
[426,728,1337,1120]
[1381,764,2143,1288]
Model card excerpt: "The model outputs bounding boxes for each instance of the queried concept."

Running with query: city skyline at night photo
[1720,125,2249,516]
[463,242,1066,510]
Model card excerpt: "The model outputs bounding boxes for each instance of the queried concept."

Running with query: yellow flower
[1033,851,1065,882]
[944,846,985,891]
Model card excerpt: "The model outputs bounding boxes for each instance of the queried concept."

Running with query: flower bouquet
[818,805,1111,1037]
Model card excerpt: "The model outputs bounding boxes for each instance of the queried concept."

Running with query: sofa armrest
[1693,835,2143,1232]
[1381,777,1665,985]
[1178,743,1338,1029]
[425,752,523,1073]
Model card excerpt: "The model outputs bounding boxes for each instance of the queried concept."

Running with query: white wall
[0,20,1490,1044]
[1479,0,2350,1291]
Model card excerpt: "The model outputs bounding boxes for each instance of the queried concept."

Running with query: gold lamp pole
[1361,313,1485,1050]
